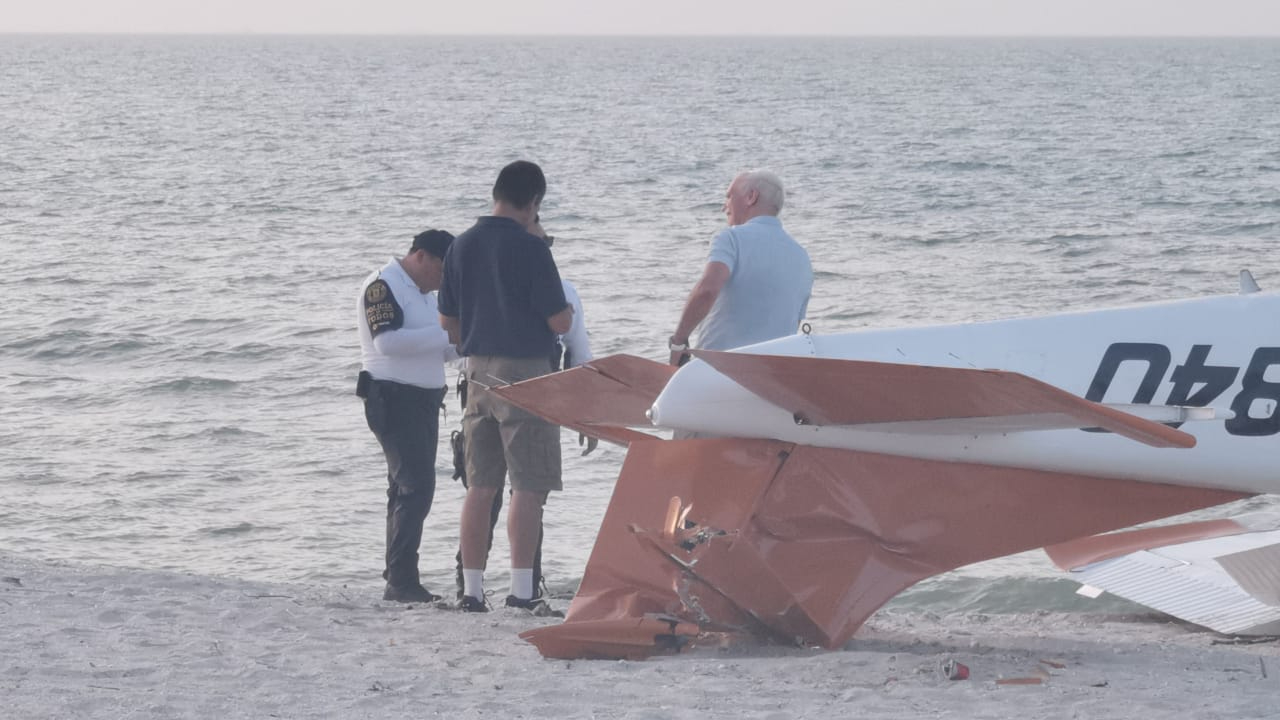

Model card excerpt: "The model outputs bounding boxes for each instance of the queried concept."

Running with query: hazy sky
[4,0,1279,36]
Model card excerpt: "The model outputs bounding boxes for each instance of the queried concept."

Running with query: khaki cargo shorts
[462,355,562,493]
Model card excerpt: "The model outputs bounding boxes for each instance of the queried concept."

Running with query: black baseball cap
[411,229,454,258]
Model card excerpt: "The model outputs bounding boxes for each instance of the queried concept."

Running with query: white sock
[510,568,534,600]
[463,569,484,599]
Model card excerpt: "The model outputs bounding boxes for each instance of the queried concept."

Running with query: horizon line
[3,31,1279,39]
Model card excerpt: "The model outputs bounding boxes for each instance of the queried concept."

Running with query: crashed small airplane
[495,270,1280,659]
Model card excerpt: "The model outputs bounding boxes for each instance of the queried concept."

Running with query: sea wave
[142,377,240,394]
[917,159,1014,172]
[1208,221,1278,235]
[201,522,266,537]
[1,330,165,361]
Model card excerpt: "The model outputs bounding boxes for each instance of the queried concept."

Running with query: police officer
[356,229,456,603]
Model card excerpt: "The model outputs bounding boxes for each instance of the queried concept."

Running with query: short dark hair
[411,229,453,258]
[492,160,546,209]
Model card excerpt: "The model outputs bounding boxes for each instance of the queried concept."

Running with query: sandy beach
[3,552,1277,719]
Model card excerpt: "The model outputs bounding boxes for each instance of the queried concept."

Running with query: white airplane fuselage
[652,290,1280,495]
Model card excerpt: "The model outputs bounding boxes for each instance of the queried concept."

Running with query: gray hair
[739,169,785,214]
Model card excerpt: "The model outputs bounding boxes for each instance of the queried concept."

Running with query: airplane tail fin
[1241,269,1262,295]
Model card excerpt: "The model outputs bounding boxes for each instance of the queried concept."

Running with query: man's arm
[546,304,574,336]
[440,314,460,345]
[669,261,730,365]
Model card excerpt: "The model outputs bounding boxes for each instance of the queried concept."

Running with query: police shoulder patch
[363,279,403,336]
[365,280,388,304]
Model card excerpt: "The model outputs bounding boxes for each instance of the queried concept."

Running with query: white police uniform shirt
[559,279,592,368]
[358,258,458,389]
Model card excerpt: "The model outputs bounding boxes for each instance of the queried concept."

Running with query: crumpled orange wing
[519,616,701,661]
[519,438,1245,659]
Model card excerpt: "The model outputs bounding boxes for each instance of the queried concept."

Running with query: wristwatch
[668,336,689,352]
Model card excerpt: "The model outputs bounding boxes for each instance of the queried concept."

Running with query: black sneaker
[383,583,441,604]
[504,595,565,618]
[457,595,489,613]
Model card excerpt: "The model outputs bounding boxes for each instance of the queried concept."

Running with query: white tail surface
[1067,519,1280,635]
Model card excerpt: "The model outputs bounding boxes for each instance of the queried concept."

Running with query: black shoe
[458,595,489,613]
[382,583,441,604]
[504,595,565,618]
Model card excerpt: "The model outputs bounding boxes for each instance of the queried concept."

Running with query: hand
[579,432,598,456]
[667,336,691,367]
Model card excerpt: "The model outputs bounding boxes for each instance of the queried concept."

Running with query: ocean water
[1,35,1277,612]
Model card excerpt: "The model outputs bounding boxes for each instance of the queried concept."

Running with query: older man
[668,169,812,364]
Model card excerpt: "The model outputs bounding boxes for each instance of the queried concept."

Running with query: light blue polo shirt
[697,215,813,351]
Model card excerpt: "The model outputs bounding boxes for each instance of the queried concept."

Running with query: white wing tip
[1076,584,1105,599]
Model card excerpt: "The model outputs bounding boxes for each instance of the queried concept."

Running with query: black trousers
[364,379,447,589]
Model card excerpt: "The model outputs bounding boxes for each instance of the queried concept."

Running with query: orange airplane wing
[493,354,676,446]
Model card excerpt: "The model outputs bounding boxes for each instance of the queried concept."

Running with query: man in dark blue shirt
[439,160,572,613]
